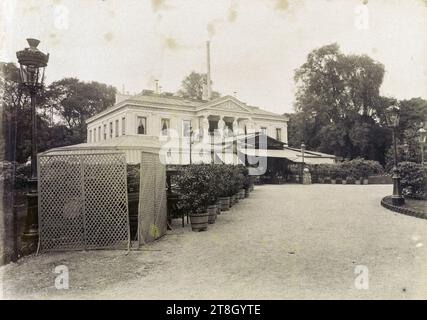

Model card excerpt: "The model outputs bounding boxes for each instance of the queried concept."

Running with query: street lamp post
[300,142,306,184]
[16,38,49,240]
[418,128,426,165]
[385,105,405,206]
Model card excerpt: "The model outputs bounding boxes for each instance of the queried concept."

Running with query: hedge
[310,159,384,180]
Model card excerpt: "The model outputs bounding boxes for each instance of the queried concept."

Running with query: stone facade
[86,93,289,144]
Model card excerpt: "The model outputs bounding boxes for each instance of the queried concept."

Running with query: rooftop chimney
[206,41,212,100]
[155,79,160,94]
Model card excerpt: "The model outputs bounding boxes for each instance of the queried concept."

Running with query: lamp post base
[391,195,405,206]
[22,178,39,241]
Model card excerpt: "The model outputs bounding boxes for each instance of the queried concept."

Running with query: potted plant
[217,164,232,211]
[176,164,210,231]
[207,165,219,224]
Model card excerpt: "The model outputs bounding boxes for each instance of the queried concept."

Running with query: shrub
[176,164,213,214]
[396,162,426,199]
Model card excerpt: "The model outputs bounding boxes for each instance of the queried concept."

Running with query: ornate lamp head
[16,38,49,89]
[385,105,400,128]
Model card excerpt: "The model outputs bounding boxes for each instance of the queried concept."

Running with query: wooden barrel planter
[189,212,209,232]
[215,201,221,215]
[128,192,139,240]
[244,188,250,198]
[207,204,218,224]
[239,189,245,199]
[219,196,230,211]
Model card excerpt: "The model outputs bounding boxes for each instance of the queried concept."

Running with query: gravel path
[1,184,427,299]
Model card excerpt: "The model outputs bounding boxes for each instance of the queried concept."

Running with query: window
[109,122,113,138]
[183,120,191,137]
[161,118,170,136]
[276,128,282,141]
[98,126,101,141]
[261,127,267,135]
[121,117,126,135]
[88,130,92,143]
[115,119,119,137]
[137,116,147,135]
[103,124,107,140]
[93,128,97,142]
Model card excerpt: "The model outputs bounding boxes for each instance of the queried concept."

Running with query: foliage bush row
[176,164,251,214]
[310,159,384,179]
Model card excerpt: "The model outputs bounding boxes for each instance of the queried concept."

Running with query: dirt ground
[1,184,427,299]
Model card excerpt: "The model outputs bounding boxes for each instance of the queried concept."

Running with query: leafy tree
[290,43,391,163]
[177,71,220,100]
[384,98,427,168]
[1,62,117,163]
[45,78,116,143]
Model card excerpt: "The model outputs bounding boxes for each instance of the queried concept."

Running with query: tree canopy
[1,62,116,163]
[289,43,396,164]
[177,71,220,100]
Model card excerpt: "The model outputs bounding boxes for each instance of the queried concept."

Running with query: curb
[381,196,427,220]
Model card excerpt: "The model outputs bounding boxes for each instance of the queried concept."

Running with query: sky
[1,0,427,114]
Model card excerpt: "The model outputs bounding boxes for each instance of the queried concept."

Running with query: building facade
[86,92,289,145]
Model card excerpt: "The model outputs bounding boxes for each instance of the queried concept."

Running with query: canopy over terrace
[43,132,335,166]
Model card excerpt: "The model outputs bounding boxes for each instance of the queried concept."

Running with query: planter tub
[207,205,217,224]
[219,197,230,211]
[231,194,236,205]
[189,212,209,232]
[355,179,361,185]
[234,193,239,203]
[363,178,369,185]
[244,188,250,198]
[215,201,221,215]
[331,179,336,184]
[342,179,347,185]
[239,189,245,199]
[325,177,331,184]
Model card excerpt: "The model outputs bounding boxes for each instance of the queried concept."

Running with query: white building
[85,92,289,145]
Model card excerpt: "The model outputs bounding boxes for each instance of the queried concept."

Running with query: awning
[215,152,245,165]
[239,148,335,164]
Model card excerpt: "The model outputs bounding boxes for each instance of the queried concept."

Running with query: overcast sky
[1,0,426,114]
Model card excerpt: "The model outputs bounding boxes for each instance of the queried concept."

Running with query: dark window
[137,117,146,135]
[122,117,126,135]
[115,120,119,137]
[161,118,170,135]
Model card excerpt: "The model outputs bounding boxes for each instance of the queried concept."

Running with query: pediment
[197,96,253,114]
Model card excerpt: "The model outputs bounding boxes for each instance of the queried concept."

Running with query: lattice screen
[138,151,167,246]
[38,152,130,252]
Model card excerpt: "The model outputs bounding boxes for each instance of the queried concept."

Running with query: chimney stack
[155,79,160,94]
[206,41,212,100]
